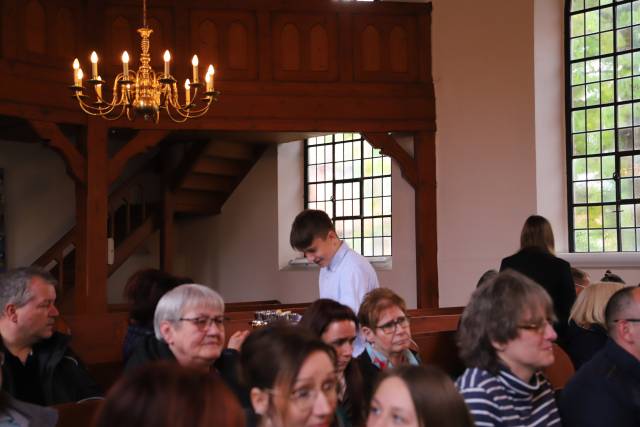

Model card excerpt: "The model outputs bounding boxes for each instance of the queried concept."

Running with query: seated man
[560,286,640,427]
[0,267,102,405]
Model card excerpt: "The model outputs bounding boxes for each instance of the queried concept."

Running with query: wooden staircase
[32,139,265,311]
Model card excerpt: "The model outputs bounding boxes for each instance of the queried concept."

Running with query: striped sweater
[456,367,561,427]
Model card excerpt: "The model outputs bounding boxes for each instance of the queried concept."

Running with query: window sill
[557,252,640,268]
[282,256,392,271]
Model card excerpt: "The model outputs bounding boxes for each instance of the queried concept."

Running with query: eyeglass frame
[516,318,556,335]
[265,374,339,412]
[613,318,640,323]
[374,315,410,335]
[176,315,226,331]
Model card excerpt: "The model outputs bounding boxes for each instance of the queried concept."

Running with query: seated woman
[125,284,249,400]
[356,288,420,404]
[94,361,245,427]
[299,299,365,427]
[241,325,339,427]
[565,282,625,369]
[368,365,473,427]
[122,269,191,362]
[456,270,561,427]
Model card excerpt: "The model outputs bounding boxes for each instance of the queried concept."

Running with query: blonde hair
[569,282,626,328]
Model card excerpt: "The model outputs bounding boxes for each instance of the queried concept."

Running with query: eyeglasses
[375,316,410,335]
[269,376,339,412]
[517,318,555,334]
[178,316,225,331]
[614,318,640,323]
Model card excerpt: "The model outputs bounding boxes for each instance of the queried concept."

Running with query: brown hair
[457,270,555,374]
[240,325,337,423]
[358,288,407,329]
[93,362,244,427]
[520,215,555,254]
[290,209,335,251]
[374,366,474,427]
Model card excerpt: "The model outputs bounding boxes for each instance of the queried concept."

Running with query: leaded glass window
[567,0,640,251]
[305,133,392,256]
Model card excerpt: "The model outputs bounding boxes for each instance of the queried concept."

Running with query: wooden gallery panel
[271,13,338,82]
[104,5,174,69]
[353,14,418,82]
[190,11,257,81]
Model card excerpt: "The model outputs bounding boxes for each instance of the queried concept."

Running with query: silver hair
[0,267,57,314]
[153,283,225,340]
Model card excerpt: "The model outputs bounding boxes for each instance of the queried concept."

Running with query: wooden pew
[53,400,103,427]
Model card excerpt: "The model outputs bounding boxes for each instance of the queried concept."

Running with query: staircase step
[192,157,251,176]
[175,190,227,215]
[205,141,258,161]
[181,174,236,192]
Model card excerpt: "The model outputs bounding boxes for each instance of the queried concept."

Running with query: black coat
[500,247,576,341]
[1,332,103,405]
[126,335,247,406]
[559,339,640,427]
[356,349,421,407]
[564,321,608,369]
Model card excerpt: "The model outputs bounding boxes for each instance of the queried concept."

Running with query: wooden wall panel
[54,8,75,60]
[189,10,257,80]
[272,13,338,82]
[353,14,419,82]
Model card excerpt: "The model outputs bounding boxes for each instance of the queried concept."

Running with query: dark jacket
[559,339,640,427]
[1,332,102,405]
[339,360,365,427]
[500,247,576,341]
[564,321,608,369]
[126,335,247,405]
[356,349,421,407]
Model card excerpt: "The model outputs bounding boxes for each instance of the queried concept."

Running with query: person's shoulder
[456,367,496,391]
[125,335,172,371]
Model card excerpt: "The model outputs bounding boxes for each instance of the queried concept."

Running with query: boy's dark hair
[290,209,335,250]
[601,270,625,284]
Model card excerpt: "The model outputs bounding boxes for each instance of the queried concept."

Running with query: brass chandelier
[70,0,219,123]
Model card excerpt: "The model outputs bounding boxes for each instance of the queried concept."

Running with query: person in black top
[565,282,624,369]
[500,215,576,343]
[0,267,102,405]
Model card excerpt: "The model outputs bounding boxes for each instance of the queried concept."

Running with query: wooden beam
[363,132,418,188]
[76,118,109,314]
[28,120,85,184]
[108,130,169,184]
[414,131,438,308]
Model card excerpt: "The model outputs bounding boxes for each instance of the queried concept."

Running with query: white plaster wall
[432,0,538,306]
[0,140,75,268]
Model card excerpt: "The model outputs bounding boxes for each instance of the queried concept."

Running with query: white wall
[0,140,75,267]
[432,0,538,306]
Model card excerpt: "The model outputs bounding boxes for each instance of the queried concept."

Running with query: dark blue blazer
[559,339,640,427]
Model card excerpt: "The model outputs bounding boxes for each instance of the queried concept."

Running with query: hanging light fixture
[70,0,219,123]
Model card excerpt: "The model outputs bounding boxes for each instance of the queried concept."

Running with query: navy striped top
[456,367,561,427]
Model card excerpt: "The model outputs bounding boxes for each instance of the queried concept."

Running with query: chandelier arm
[75,92,127,116]
[164,105,190,123]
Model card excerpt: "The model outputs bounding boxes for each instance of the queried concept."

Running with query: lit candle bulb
[122,51,129,78]
[191,55,199,83]
[76,68,83,88]
[163,50,171,77]
[96,75,103,99]
[90,51,98,79]
[184,79,191,105]
[205,72,211,93]
[206,65,214,91]
[73,58,80,85]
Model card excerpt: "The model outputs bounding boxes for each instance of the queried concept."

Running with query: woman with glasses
[299,299,365,427]
[241,325,340,427]
[356,288,420,405]
[368,365,473,427]
[125,284,249,403]
[456,270,561,427]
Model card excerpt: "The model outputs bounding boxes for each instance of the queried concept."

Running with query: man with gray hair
[0,267,102,405]
[560,286,640,426]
